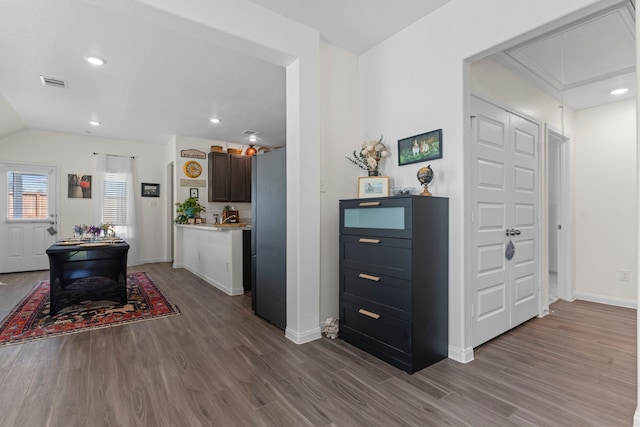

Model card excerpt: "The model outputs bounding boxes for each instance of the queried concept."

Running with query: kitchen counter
[174,224,249,296]
[178,223,251,231]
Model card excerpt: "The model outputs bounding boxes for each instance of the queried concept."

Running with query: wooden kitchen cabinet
[208,152,251,202]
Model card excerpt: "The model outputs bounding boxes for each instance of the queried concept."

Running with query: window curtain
[93,154,139,266]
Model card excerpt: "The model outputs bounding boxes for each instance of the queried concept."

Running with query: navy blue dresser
[339,196,449,373]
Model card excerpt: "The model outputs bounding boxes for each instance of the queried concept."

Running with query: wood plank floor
[0,263,636,426]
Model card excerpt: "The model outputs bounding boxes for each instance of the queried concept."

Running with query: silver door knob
[505,228,521,236]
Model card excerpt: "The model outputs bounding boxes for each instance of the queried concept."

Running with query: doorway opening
[467,0,636,347]
[546,127,572,306]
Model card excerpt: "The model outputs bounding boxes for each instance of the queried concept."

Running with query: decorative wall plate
[183,160,202,178]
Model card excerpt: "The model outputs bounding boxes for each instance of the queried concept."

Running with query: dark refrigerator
[251,148,286,329]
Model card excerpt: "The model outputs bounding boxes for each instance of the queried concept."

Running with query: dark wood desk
[46,241,129,315]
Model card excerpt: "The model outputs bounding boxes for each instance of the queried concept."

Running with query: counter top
[177,223,251,231]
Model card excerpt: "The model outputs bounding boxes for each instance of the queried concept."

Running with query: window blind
[7,172,49,219]
[102,173,128,224]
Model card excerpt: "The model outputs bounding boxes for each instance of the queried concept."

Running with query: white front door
[470,96,540,347]
[0,163,58,273]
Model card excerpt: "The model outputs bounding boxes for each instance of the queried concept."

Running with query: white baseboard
[448,345,474,363]
[573,291,636,309]
[183,266,244,296]
[285,326,322,344]
[139,257,171,264]
[634,406,640,426]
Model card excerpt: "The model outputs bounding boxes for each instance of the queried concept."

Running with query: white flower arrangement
[346,135,388,173]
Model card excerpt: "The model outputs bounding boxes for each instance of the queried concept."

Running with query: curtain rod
[93,152,135,159]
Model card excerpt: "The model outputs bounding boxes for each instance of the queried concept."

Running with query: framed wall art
[358,176,390,199]
[398,129,443,166]
[68,174,92,199]
[141,183,160,197]
[190,188,199,199]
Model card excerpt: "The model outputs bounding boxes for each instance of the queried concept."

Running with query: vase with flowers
[72,223,115,240]
[346,135,388,175]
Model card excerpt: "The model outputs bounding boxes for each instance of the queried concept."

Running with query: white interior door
[0,162,58,273]
[470,96,540,347]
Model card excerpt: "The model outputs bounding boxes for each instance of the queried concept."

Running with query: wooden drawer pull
[358,201,381,207]
[358,309,380,319]
[358,238,380,244]
[359,273,380,282]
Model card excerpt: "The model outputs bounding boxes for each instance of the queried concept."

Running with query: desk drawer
[340,300,410,354]
[340,235,412,280]
[341,268,411,321]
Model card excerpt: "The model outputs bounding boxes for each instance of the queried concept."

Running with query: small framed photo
[358,176,390,199]
[398,129,443,166]
[141,183,160,197]
[190,188,199,199]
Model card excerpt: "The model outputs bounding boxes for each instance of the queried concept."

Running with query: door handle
[505,228,521,236]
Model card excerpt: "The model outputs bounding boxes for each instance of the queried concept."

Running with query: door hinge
[470,115,477,130]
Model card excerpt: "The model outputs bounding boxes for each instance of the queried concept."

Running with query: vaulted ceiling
[0,0,451,146]
[0,0,635,146]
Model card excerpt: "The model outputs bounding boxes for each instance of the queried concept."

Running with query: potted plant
[174,197,206,224]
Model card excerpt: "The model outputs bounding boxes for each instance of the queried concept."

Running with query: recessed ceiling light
[611,88,629,95]
[85,57,106,66]
[210,118,221,124]
[89,120,101,126]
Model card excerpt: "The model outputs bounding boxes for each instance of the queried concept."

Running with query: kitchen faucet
[220,214,237,224]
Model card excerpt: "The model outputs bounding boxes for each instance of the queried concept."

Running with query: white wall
[635,9,640,426]
[0,129,168,264]
[470,57,575,135]
[319,41,360,321]
[574,99,637,306]
[359,0,609,360]
[0,94,24,139]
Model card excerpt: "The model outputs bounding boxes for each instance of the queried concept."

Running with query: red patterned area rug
[0,272,180,346]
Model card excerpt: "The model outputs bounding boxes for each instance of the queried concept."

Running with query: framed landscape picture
[398,129,443,166]
[141,183,160,197]
[358,176,390,199]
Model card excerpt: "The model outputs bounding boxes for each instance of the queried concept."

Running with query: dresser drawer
[341,268,411,321]
[340,235,412,280]
[340,196,412,238]
[340,300,411,354]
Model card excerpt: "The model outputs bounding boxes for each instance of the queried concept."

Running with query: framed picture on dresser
[358,176,390,198]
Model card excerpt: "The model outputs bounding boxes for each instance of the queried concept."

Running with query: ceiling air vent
[242,130,257,136]
[40,75,68,89]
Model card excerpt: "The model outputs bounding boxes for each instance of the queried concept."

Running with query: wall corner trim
[448,345,474,363]
[285,326,322,344]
